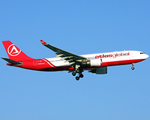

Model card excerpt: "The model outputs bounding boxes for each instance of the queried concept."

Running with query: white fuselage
[45,51,148,67]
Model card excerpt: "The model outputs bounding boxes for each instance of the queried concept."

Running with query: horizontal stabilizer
[2,57,22,66]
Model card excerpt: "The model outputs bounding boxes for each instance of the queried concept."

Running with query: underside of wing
[40,40,87,65]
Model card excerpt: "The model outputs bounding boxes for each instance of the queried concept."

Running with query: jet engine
[89,59,102,66]
[89,67,107,74]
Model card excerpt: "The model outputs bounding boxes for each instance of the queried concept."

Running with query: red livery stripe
[43,59,55,67]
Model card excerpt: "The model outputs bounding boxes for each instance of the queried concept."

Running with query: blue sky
[0,0,150,120]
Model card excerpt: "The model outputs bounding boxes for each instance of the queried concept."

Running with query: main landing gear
[75,73,84,80]
[72,71,84,80]
[131,63,135,70]
[72,65,84,81]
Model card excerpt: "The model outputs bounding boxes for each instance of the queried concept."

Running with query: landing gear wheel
[131,63,135,70]
[131,66,135,70]
[76,76,80,81]
[79,74,84,78]
[72,72,76,76]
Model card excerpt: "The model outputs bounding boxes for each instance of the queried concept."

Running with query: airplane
[2,40,149,80]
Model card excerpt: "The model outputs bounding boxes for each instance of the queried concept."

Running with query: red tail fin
[2,41,34,61]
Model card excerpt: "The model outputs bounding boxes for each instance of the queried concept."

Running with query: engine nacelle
[89,67,107,74]
[90,59,102,66]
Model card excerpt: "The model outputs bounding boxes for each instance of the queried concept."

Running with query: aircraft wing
[40,40,87,65]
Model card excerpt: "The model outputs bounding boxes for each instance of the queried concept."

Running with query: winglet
[40,40,47,45]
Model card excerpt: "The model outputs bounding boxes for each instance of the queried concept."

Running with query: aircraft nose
[145,54,149,59]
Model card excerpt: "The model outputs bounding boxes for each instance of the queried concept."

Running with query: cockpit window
[140,52,144,54]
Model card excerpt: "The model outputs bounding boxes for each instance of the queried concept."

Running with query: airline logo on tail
[7,44,21,56]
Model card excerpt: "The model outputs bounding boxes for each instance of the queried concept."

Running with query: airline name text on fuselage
[95,52,130,59]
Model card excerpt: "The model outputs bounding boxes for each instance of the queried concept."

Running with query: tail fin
[2,41,33,61]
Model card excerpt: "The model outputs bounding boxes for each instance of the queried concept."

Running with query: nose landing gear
[131,63,135,70]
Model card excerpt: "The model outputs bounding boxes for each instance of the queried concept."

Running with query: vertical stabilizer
[2,41,33,61]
